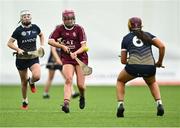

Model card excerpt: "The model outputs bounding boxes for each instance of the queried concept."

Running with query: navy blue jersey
[121,31,156,65]
[11,24,41,52]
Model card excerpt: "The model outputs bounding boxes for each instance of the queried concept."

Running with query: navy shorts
[125,64,156,77]
[16,58,39,70]
[46,64,63,71]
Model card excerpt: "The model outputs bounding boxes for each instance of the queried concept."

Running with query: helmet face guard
[62,9,75,29]
[128,17,142,31]
[19,10,32,26]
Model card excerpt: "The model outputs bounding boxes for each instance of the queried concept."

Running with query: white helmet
[19,10,32,26]
[20,10,31,19]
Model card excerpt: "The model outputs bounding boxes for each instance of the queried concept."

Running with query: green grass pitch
[0,85,180,127]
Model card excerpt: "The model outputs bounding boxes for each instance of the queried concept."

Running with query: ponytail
[133,30,152,45]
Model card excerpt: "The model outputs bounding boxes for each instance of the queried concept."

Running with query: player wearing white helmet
[7,10,45,110]
[18,10,32,26]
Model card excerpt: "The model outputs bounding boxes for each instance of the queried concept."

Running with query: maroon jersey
[50,24,88,65]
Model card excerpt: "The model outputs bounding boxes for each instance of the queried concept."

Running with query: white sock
[71,90,75,95]
[156,99,162,106]
[22,98,28,103]
[29,77,34,84]
[117,101,124,108]
[43,92,48,96]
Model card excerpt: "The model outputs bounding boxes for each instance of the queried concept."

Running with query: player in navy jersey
[7,10,45,110]
[42,46,80,99]
[48,9,88,113]
[116,17,165,117]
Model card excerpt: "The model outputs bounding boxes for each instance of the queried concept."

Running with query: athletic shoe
[71,92,80,98]
[61,104,70,113]
[79,96,85,109]
[43,94,50,99]
[27,78,36,93]
[116,104,125,117]
[21,101,28,110]
[157,104,164,116]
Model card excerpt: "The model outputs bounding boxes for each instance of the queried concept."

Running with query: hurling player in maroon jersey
[116,17,165,117]
[7,10,45,110]
[42,46,80,99]
[48,9,88,113]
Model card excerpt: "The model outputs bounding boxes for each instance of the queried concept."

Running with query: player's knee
[32,75,40,82]
[117,77,123,82]
[144,79,155,85]
[117,77,128,85]
[78,84,85,89]
[22,79,28,85]
[65,77,73,85]
[49,76,54,81]
[147,81,156,86]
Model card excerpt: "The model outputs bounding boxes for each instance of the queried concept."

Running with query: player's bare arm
[48,39,69,53]
[120,49,127,64]
[70,42,87,59]
[74,42,87,55]
[51,46,62,65]
[152,38,165,67]
[7,37,24,54]
[39,32,45,47]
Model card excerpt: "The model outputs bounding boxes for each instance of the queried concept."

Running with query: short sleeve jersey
[11,24,41,52]
[49,24,88,65]
[121,31,156,65]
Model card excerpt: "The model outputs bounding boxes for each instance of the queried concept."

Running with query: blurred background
[0,0,180,85]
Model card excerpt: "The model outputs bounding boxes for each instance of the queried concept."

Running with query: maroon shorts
[62,54,88,66]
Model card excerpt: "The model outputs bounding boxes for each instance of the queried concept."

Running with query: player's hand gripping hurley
[57,38,92,76]
[13,47,45,59]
